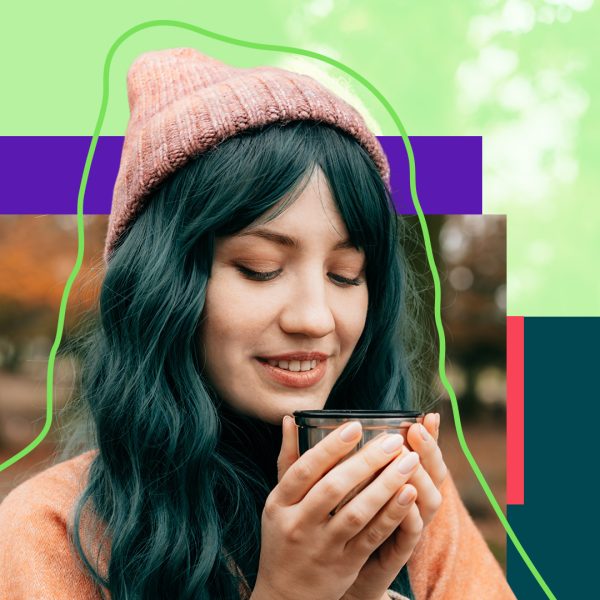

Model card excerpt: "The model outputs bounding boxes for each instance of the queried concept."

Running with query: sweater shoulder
[0,449,98,526]
[0,450,107,600]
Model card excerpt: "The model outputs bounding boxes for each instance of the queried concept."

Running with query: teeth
[266,359,320,371]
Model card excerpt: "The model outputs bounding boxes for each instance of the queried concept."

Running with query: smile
[261,358,320,371]
[255,358,327,388]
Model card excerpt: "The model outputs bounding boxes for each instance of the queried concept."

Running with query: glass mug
[293,410,424,515]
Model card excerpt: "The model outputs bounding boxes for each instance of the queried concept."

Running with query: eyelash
[236,266,364,287]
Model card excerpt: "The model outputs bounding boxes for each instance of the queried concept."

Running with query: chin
[225,392,329,426]
[265,399,327,425]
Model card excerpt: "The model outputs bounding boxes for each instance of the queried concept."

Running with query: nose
[278,271,336,338]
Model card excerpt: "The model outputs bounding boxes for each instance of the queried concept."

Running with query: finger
[406,422,448,488]
[434,412,440,440]
[423,412,438,440]
[405,413,436,451]
[341,461,419,554]
[272,420,363,506]
[407,464,443,527]
[277,415,300,483]
[328,448,418,542]
[299,431,406,523]
[380,502,424,568]
[339,489,421,599]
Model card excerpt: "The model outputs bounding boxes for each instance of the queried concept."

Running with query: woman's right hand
[251,417,421,600]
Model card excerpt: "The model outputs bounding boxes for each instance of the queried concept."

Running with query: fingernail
[340,421,362,442]
[397,452,419,474]
[420,424,430,441]
[397,487,416,505]
[381,434,404,454]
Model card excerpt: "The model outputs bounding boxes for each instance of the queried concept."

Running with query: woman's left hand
[341,412,448,600]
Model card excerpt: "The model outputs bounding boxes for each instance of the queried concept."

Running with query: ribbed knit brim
[105,48,390,263]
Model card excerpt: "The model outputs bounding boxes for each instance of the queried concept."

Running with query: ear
[276,415,300,483]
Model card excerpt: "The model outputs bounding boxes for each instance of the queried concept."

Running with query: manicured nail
[381,434,404,454]
[340,421,362,442]
[420,424,430,441]
[397,486,416,506]
[397,452,419,474]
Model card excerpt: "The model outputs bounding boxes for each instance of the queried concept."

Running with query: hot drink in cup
[293,410,424,515]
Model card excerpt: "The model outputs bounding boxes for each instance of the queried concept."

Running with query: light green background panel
[1,0,599,315]
[459,0,600,316]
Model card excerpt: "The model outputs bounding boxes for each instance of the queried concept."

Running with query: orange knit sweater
[0,450,516,599]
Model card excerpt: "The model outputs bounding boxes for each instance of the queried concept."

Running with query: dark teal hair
[61,120,429,599]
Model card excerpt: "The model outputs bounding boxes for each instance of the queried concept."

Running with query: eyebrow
[236,228,360,252]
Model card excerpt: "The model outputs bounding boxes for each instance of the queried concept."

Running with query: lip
[257,351,330,361]
[255,357,328,388]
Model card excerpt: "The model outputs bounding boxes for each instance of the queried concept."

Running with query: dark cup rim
[293,409,423,419]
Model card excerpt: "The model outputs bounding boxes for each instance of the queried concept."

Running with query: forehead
[236,168,352,245]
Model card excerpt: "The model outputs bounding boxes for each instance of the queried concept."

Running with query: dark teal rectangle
[507,317,599,598]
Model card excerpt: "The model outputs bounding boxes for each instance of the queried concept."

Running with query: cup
[293,409,424,515]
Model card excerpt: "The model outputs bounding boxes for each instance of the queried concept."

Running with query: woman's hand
[340,413,447,600]
[404,413,447,527]
[251,418,422,600]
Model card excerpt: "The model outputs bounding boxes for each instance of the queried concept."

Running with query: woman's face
[197,168,369,426]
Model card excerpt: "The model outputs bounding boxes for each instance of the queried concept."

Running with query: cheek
[341,288,369,343]
[200,273,266,352]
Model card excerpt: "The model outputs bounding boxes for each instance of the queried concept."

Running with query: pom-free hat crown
[105,48,390,263]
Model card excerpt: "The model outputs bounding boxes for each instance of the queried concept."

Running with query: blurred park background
[0,212,508,567]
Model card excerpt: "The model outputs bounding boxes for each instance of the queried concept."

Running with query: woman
[0,48,515,599]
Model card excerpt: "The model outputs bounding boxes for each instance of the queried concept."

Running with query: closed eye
[236,266,364,287]
[236,266,281,281]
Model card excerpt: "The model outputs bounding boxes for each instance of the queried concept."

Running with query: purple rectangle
[379,136,482,215]
[0,136,481,215]
[0,136,123,216]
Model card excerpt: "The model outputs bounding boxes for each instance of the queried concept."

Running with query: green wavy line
[0,19,556,600]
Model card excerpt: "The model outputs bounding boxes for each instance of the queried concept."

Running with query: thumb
[277,415,299,483]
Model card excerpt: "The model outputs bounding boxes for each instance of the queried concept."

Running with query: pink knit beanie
[104,47,390,263]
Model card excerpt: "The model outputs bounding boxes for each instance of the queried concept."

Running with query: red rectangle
[507,316,524,504]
